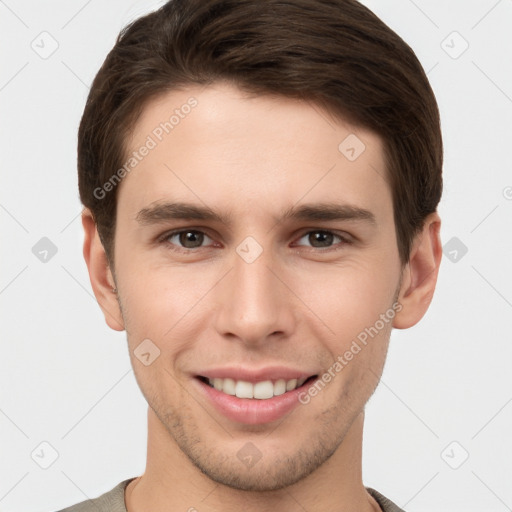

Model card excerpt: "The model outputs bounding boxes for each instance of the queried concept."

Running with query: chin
[194,457,315,492]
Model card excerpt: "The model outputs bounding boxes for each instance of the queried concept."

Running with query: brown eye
[308,231,334,247]
[166,230,212,249]
[295,230,350,249]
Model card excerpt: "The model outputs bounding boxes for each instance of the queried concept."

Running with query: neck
[125,408,380,512]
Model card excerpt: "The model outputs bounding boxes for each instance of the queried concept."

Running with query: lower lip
[195,377,315,425]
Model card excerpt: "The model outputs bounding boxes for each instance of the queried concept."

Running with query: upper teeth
[208,377,307,399]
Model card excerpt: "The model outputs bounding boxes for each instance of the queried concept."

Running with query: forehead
[118,82,392,222]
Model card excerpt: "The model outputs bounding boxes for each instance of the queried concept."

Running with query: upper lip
[195,366,317,383]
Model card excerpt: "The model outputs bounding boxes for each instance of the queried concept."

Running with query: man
[60,0,442,510]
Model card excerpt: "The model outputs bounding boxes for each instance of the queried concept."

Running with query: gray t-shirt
[57,478,405,512]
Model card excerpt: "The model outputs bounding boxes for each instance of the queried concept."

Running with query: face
[109,82,404,491]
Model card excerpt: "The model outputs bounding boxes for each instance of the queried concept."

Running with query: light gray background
[1,1,511,511]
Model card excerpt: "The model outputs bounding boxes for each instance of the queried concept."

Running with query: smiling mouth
[197,375,318,399]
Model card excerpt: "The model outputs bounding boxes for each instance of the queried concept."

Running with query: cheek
[297,258,399,338]
[116,259,220,347]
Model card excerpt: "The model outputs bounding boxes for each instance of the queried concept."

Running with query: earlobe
[393,212,442,329]
[82,209,125,331]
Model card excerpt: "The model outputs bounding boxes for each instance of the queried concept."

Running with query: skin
[83,81,442,512]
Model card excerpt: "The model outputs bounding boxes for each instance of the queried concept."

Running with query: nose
[213,245,296,347]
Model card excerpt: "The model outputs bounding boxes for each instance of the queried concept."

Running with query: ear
[393,212,442,329]
[82,208,125,331]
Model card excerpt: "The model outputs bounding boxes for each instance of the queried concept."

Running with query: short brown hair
[78,0,442,266]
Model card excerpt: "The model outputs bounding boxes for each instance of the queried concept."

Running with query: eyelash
[158,228,353,253]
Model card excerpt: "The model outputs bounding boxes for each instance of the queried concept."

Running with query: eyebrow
[136,202,226,225]
[135,201,376,226]
[280,203,376,224]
